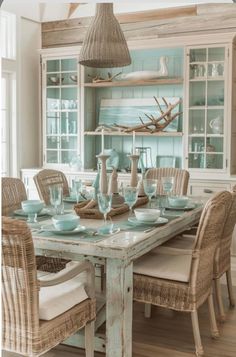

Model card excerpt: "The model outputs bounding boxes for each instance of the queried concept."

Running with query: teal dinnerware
[21,200,44,214]
[134,208,160,222]
[168,196,189,208]
[52,214,80,231]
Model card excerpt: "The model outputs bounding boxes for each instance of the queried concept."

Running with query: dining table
[30,200,203,357]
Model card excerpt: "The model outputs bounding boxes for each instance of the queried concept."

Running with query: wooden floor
[3,276,236,357]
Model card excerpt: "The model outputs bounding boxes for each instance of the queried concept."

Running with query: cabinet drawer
[190,182,231,197]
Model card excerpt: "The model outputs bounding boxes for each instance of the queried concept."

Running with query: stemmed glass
[123,186,138,216]
[97,193,112,226]
[49,184,63,215]
[72,178,82,204]
[161,177,174,210]
[143,179,158,207]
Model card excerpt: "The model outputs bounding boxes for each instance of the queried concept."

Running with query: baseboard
[231,255,236,272]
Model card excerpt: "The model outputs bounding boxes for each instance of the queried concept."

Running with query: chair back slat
[33,169,69,205]
[2,217,39,354]
[145,168,189,195]
[2,178,27,216]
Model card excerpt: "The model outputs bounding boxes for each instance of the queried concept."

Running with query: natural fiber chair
[145,167,189,195]
[1,177,27,216]
[2,217,96,357]
[156,191,236,322]
[133,191,231,356]
[33,169,70,205]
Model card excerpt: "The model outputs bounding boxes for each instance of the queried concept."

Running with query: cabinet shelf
[84,131,183,137]
[83,77,183,88]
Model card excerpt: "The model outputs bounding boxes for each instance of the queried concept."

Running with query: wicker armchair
[33,169,70,205]
[133,191,231,356]
[156,191,236,322]
[145,167,189,195]
[1,177,27,216]
[2,217,96,357]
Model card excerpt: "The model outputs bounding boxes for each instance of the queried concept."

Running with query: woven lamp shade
[79,3,131,68]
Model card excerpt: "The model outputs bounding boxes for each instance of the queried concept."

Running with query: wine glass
[123,186,138,216]
[49,184,63,215]
[161,177,174,211]
[97,193,112,226]
[143,179,157,207]
[72,178,82,203]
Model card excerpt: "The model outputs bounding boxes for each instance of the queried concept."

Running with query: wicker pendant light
[79,3,131,68]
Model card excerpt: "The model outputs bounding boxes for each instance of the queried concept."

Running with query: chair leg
[207,293,219,339]
[191,310,204,357]
[214,278,226,322]
[144,303,152,318]
[226,269,235,308]
[85,320,94,357]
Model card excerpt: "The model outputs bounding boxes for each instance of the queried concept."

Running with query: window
[0,10,16,59]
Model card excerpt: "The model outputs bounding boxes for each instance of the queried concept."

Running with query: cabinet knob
[204,189,213,194]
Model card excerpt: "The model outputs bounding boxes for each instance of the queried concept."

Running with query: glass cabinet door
[187,46,226,171]
[44,57,79,165]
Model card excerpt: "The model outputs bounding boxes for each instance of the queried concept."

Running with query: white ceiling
[1,0,234,23]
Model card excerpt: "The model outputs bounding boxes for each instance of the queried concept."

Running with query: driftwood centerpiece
[114,97,182,133]
[88,71,122,83]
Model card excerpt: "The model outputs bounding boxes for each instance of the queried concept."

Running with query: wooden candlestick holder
[128,154,140,187]
[96,154,110,194]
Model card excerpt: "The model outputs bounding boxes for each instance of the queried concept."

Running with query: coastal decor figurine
[119,56,168,81]
[88,71,122,83]
[114,97,181,133]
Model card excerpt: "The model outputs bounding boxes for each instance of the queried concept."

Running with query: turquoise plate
[128,217,168,225]
[40,224,86,235]
[14,208,49,217]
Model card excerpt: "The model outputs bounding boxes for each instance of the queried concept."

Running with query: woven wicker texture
[79,3,131,68]
[145,168,189,196]
[33,169,69,205]
[2,177,27,216]
[133,191,231,312]
[233,184,236,192]
[2,217,96,356]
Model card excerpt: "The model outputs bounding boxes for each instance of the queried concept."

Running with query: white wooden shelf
[83,77,183,88]
[84,131,183,137]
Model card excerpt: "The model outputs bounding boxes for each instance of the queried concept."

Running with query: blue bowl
[52,214,80,231]
[168,196,189,208]
[21,200,44,214]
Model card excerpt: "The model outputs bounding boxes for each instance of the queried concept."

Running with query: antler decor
[88,72,122,83]
[114,97,182,133]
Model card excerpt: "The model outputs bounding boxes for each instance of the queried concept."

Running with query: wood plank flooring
[3,277,236,357]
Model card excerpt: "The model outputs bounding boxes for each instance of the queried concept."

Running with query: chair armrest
[38,260,95,298]
[156,246,193,255]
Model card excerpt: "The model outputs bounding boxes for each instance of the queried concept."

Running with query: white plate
[40,224,86,235]
[165,203,196,211]
[97,227,121,236]
[14,208,49,217]
[128,217,168,225]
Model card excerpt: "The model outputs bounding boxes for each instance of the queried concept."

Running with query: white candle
[101,129,105,154]
[132,131,136,154]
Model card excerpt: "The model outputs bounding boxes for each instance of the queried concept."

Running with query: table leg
[106,258,133,357]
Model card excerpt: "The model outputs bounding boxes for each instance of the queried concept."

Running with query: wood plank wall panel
[42,4,236,48]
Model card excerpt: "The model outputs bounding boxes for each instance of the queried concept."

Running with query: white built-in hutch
[21,32,236,253]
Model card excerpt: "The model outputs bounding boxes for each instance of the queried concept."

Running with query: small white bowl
[134,208,160,222]
[52,214,80,231]
[168,196,189,208]
[21,200,44,214]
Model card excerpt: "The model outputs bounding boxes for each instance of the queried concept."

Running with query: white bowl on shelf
[134,208,160,222]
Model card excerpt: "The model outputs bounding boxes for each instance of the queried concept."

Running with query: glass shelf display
[187,46,226,170]
[44,57,79,165]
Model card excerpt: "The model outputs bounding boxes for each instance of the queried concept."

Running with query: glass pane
[207,81,224,106]
[47,88,60,110]
[205,154,223,169]
[61,150,77,164]
[46,112,59,135]
[189,137,205,153]
[61,137,77,150]
[61,112,77,134]
[47,136,58,149]
[61,88,77,110]
[208,47,225,62]
[188,153,204,169]
[47,73,61,86]
[47,60,60,72]
[208,63,224,78]
[190,64,206,79]
[189,109,205,134]
[189,82,206,106]
[62,72,78,86]
[207,109,224,135]
[61,58,77,72]
[189,48,206,63]
[46,151,58,163]
[206,137,223,153]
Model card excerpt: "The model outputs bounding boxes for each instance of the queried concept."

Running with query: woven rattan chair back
[190,191,231,298]
[2,217,39,355]
[214,191,236,278]
[2,177,27,216]
[145,167,189,195]
[33,169,69,205]
[233,184,236,192]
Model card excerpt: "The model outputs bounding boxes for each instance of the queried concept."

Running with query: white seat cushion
[152,234,195,254]
[39,261,88,320]
[133,251,192,283]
